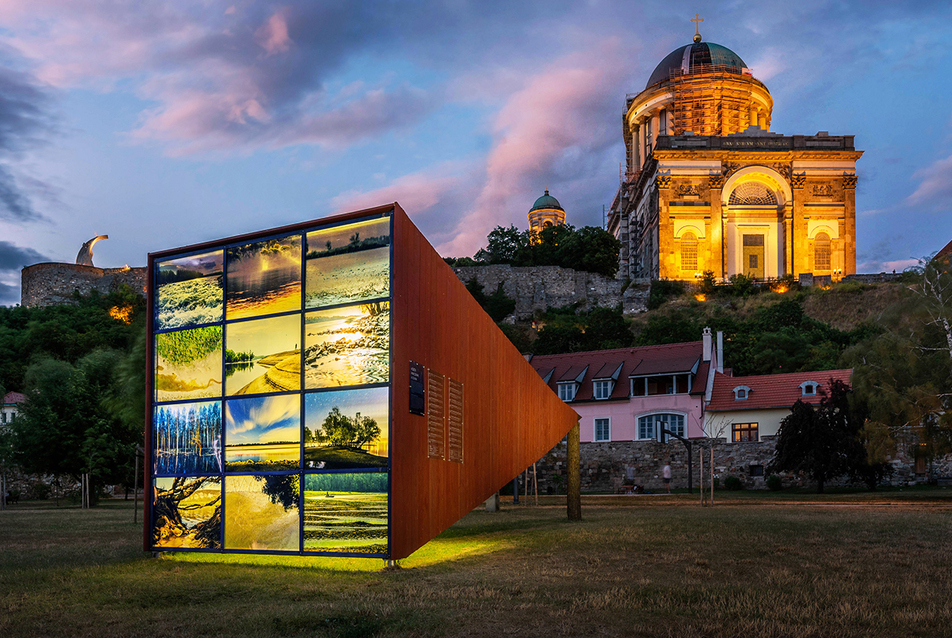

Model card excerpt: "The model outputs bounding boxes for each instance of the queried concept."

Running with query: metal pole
[134,452,139,524]
[699,447,704,506]
[567,422,581,521]
[710,447,714,507]
[512,476,519,504]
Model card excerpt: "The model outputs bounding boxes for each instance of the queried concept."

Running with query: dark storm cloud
[0,241,47,271]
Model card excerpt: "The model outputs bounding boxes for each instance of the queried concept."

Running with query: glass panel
[154,401,222,475]
[305,302,390,389]
[646,376,674,395]
[224,395,300,472]
[305,218,391,309]
[155,326,223,402]
[153,477,221,549]
[303,473,388,554]
[224,314,301,396]
[631,378,645,396]
[304,387,389,469]
[155,250,224,330]
[676,375,691,394]
[224,474,300,551]
[226,235,302,321]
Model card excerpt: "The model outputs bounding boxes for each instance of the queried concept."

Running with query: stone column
[632,124,641,172]
[709,174,725,279]
[657,174,673,279]
[791,172,807,276]
[843,174,858,275]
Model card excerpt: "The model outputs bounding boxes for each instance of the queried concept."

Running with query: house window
[681,232,697,271]
[800,381,818,397]
[594,380,613,400]
[594,418,610,442]
[557,383,577,402]
[733,385,751,400]
[732,422,759,442]
[638,413,685,441]
[815,233,831,271]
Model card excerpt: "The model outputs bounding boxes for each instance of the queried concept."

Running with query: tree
[314,407,379,449]
[769,379,866,493]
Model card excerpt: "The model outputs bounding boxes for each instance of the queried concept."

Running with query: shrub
[724,475,743,491]
[766,474,783,491]
[647,279,686,310]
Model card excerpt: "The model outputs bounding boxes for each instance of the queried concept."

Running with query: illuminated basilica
[607,18,862,282]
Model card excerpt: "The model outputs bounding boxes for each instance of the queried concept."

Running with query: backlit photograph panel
[155,326,223,402]
[153,477,222,549]
[155,250,224,330]
[224,474,300,551]
[226,235,301,320]
[224,314,300,396]
[304,302,390,389]
[224,395,300,471]
[305,217,390,309]
[303,473,388,554]
[304,387,389,469]
[154,401,222,475]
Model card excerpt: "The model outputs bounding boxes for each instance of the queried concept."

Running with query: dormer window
[594,380,614,400]
[800,381,819,397]
[557,383,577,402]
[733,385,752,400]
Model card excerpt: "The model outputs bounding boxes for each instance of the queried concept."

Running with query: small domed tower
[527,190,566,235]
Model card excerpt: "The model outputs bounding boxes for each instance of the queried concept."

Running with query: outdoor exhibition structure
[145,204,579,560]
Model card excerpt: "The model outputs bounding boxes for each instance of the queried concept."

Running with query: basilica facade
[607,27,862,282]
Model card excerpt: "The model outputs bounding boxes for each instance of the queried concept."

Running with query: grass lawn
[2,491,951,637]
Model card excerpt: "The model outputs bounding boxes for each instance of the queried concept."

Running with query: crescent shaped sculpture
[76,235,109,266]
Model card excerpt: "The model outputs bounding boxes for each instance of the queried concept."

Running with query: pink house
[528,329,722,444]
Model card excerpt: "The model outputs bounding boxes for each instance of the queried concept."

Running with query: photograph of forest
[154,326,223,402]
[152,476,222,549]
[303,472,388,554]
[224,474,300,551]
[155,250,224,329]
[226,235,302,320]
[304,387,388,469]
[304,302,390,389]
[154,401,222,475]
[224,314,300,395]
[224,395,300,471]
[305,217,390,309]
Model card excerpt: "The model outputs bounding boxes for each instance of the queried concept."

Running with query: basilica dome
[645,40,748,89]
[530,190,564,213]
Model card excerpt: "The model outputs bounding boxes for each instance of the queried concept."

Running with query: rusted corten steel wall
[389,205,579,560]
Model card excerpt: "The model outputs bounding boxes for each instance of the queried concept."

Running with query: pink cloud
[331,166,464,218]
[907,154,952,212]
[255,9,292,55]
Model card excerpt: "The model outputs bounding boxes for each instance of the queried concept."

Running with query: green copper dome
[530,190,564,212]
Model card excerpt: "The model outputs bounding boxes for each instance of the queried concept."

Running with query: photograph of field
[305,217,390,309]
[153,401,222,475]
[224,314,300,395]
[224,395,300,471]
[224,474,299,551]
[154,326,223,402]
[152,476,221,549]
[226,235,302,320]
[304,302,390,389]
[303,472,388,554]
[304,387,389,469]
[155,250,224,329]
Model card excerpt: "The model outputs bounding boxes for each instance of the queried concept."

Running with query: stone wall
[452,264,650,320]
[21,262,147,308]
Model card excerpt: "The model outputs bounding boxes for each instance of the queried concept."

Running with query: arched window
[729,182,777,206]
[815,233,831,271]
[680,232,698,271]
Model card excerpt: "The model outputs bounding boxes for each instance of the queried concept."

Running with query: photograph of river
[224,474,299,551]
[305,217,390,309]
[152,476,221,549]
[154,326,223,402]
[153,400,222,475]
[304,302,390,389]
[303,473,388,554]
[226,235,302,320]
[224,394,300,471]
[304,387,389,469]
[155,250,224,330]
[224,314,300,396]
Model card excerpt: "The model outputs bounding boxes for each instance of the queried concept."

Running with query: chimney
[716,331,724,373]
[702,327,712,362]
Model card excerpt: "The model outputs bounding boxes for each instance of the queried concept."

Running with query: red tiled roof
[706,369,852,411]
[530,341,704,402]
[3,391,25,405]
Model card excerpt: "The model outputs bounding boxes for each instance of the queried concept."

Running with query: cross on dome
[692,13,704,43]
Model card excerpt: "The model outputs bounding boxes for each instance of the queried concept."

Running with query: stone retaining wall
[21,262,147,307]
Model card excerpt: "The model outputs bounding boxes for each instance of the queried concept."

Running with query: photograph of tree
[303,472,388,554]
[224,474,300,551]
[305,217,390,309]
[226,235,302,320]
[304,387,389,469]
[155,326,223,402]
[155,250,224,330]
[154,401,222,475]
[153,476,221,549]
[224,314,300,395]
[224,394,300,471]
[304,302,390,389]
